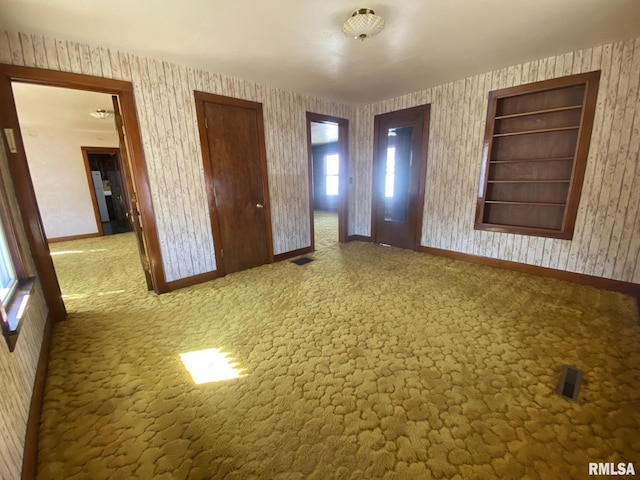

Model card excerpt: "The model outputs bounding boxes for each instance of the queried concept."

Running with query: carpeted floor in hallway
[39,215,640,480]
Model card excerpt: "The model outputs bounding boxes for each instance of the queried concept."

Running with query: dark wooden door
[104,153,130,229]
[111,96,154,290]
[373,105,430,250]
[200,95,272,274]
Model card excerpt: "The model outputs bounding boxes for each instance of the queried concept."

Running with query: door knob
[256,203,264,209]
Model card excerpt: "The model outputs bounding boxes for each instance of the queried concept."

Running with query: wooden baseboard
[21,313,54,480]
[164,270,222,292]
[347,235,372,242]
[47,232,102,243]
[274,246,313,262]
[419,246,640,297]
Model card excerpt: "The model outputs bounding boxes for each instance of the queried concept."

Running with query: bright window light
[325,154,339,196]
[180,348,245,384]
[385,147,396,198]
[0,221,17,304]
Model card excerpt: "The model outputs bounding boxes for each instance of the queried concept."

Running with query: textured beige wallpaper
[352,38,640,283]
[0,30,354,282]
[2,30,637,284]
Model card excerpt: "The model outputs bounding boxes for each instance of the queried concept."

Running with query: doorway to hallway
[306,112,349,251]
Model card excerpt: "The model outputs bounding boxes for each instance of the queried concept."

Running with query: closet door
[196,92,273,275]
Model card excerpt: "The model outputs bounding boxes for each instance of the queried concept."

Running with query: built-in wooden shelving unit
[475,71,601,239]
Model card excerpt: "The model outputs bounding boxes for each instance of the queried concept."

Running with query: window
[325,154,339,196]
[0,173,34,352]
[385,147,396,198]
[475,71,601,239]
[0,222,18,304]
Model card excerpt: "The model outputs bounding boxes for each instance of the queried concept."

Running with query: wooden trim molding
[347,235,372,242]
[419,246,640,297]
[164,270,222,292]
[274,246,313,262]
[0,64,165,306]
[21,312,54,480]
[46,232,102,243]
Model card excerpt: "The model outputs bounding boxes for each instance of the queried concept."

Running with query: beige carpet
[39,215,640,479]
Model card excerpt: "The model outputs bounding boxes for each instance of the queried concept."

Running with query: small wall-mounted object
[3,128,17,153]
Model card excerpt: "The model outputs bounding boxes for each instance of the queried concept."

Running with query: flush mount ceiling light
[89,109,113,119]
[342,8,385,41]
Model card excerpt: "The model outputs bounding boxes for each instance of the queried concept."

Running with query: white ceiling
[12,83,116,132]
[2,1,640,104]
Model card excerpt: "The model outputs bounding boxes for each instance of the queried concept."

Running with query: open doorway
[0,64,163,322]
[9,82,151,311]
[306,113,349,251]
[82,147,132,236]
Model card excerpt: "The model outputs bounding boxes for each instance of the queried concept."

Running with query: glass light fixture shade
[342,8,385,40]
[90,109,113,119]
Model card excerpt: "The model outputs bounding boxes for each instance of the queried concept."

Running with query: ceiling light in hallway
[342,8,385,41]
[89,109,113,119]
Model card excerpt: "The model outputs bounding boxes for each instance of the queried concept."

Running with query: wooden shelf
[489,157,574,164]
[493,126,579,138]
[494,105,582,120]
[475,71,601,239]
[487,179,570,184]
[485,200,566,207]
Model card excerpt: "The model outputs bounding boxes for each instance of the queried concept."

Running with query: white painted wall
[19,126,118,239]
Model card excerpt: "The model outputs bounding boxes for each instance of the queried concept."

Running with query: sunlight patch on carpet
[180,348,246,384]
[97,290,126,296]
[50,248,108,256]
[62,293,87,300]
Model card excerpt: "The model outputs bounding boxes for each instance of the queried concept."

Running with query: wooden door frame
[370,104,431,250]
[0,64,166,321]
[193,90,274,276]
[306,112,349,249]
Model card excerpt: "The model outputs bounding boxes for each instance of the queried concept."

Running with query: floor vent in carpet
[556,365,583,401]
[291,257,314,266]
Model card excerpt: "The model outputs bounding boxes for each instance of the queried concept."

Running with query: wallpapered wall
[0,30,354,282]
[0,140,49,480]
[351,37,640,284]
[1,30,638,285]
